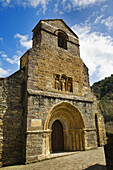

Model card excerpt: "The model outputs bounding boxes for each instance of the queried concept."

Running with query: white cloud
[0,51,20,66]
[61,0,107,11]
[62,0,66,4]
[0,51,7,59]
[94,15,103,24]
[26,0,49,14]
[71,0,107,8]
[0,0,11,7]
[7,0,10,3]
[0,0,107,14]
[0,37,3,41]
[12,55,20,65]
[59,11,64,15]
[54,3,59,13]
[101,4,108,12]
[5,55,20,65]
[64,3,72,11]
[0,51,4,55]
[0,0,50,14]
[1,54,7,58]
[72,23,113,85]
[16,50,22,55]
[0,67,9,77]
[101,16,113,30]
[27,0,46,8]
[14,33,32,49]
[36,8,41,15]
[26,0,41,8]
[6,58,14,64]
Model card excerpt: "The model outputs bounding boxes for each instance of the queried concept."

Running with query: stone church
[0,19,106,166]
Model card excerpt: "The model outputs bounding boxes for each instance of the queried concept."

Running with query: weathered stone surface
[0,69,26,166]
[0,19,106,166]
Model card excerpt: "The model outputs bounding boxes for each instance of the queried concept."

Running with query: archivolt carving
[44,102,85,130]
[44,102,85,152]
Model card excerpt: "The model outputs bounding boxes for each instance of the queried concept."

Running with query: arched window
[58,32,67,50]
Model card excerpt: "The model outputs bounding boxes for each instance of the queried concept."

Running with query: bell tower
[32,19,80,56]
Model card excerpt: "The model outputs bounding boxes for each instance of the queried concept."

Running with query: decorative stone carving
[60,74,66,91]
[67,77,73,92]
[55,74,60,90]
[55,74,73,92]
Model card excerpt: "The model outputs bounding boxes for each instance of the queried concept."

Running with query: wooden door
[52,120,64,152]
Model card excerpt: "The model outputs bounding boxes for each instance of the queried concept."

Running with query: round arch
[54,29,68,39]
[44,102,85,153]
[54,30,68,50]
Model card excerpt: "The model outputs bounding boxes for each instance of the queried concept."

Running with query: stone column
[72,130,76,150]
[75,131,79,150]
[42,130,51,156]
[79,130,83,151]
[63,129,68,151]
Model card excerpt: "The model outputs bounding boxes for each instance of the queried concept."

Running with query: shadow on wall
[104,133,113,170]
[84,164,106,170]
[2,69,27,166]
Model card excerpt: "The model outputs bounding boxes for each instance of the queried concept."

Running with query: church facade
[0,19,106,166]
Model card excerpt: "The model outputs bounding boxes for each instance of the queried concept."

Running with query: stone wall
[27,92,95,130]
[21,20,91,98]
[0,69,26,166]
[21,45,90,98]
[26,91,98,163]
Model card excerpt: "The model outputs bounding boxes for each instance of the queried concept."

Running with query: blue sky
[0,0,113,85]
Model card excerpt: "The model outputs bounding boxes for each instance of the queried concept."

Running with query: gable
[32,19,78,41]
[42,19,78,39]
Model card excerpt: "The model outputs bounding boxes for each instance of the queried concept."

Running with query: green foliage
[91,75,113,122]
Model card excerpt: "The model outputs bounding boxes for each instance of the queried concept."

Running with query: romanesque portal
[44,102,85,154]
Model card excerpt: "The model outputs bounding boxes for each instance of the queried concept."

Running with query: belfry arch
[44,102,85,154]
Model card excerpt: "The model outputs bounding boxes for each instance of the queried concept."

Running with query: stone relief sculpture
[60,74,66,91]
[67,77,73,92]
[55,74,73,92]
[55,74,60,90]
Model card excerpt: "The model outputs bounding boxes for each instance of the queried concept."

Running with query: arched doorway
[44,102,85,154]
[52,120,64,152]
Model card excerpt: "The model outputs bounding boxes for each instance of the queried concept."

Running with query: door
[51,120,64,152]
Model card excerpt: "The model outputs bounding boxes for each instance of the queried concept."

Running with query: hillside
[91,75,113,133]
